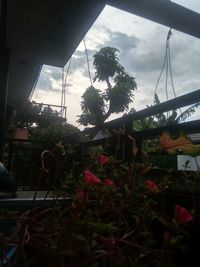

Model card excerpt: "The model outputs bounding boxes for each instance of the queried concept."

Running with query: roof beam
[108,0,200,39]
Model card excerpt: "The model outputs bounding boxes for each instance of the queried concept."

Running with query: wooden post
[0,0,9,161]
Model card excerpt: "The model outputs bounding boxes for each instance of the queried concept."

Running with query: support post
[0,0,9,161]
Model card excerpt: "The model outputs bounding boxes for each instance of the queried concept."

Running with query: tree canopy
[78,46,137,126]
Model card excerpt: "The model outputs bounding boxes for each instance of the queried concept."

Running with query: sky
[32,0,200,129]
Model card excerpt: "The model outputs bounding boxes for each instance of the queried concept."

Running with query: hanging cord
[154,28,172,100]
[58,68,65,138]
[58,58,72,136]
[58,58,72,137]
[154,29,182,119]
[154,29,172,118]
[61,68,65,116]
[165,46,169,102]
[29,65,43,101]
[168,42,177,98]
[83,38,93,87]
[61,58,72,117]
[167,31,183,120]
[165,39,170,119]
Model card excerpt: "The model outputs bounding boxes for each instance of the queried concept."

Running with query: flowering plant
[0,145,198,267]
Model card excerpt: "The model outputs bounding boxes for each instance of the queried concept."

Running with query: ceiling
[5,0,200,108]
[6,0,105,108]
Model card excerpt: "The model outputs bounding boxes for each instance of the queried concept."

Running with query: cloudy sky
[32,0,200,129]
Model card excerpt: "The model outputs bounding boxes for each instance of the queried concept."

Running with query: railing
[84,89,200,133]
[2,90,200,199]
[31,101,67,120]
[80,89,200,163]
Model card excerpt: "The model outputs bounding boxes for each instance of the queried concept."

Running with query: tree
[78,47,137,126]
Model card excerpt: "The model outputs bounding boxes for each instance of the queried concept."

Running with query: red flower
[76,188,88,200]
[104,179,114,187]
[83,170,101,184]
[99,155,109,165]
[145,180,159,192]
[174,205,193,224]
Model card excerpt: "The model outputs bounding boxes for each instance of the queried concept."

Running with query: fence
[3,89,200,192]
[81,89,200,154]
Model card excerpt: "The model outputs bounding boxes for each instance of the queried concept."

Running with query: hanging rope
[153,28,183,119]
[83,38,93,87]
[168,42,177,98]
[61,38,92,120]
[61,68,65,116]
[61,58,72,118]
[165,49,169,102]
[154,28,173,98]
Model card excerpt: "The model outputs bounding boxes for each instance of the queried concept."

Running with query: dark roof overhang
[7,0,105,107]
[6,0,200,108]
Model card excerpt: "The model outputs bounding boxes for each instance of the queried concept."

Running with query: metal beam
[108,0,200,39]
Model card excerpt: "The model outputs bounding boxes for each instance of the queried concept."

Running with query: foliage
[78,47,137,126]
[107,73,136,113]
[133,93,200,131]
[132,94,200,169]
[1,135,200,266]
[29,123,82,145]
[133,94,176,131]
[176,102,200,122]
[12,101,66,129]
[10,123,82,191]
[78,87,105,126]
[93,47,124,82]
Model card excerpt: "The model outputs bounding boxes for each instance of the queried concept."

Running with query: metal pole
[0,0,9,161]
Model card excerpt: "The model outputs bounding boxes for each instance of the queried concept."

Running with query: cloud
[69,48,95,75]
[96,26,200,91]
[99,27,200,105]
[32,4,200,128]
[67,29,141,79]
[102,30,140,50]
[36,65,72,95]
[37,66,61,91]
[43,65,62,81]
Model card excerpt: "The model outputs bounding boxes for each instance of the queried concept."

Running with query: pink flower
[76,188,88,200]
[83,170,101,184]
[104,179,114,187]
[174,205,193,224]
[99,155,109,165]
[145,180,159,192]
